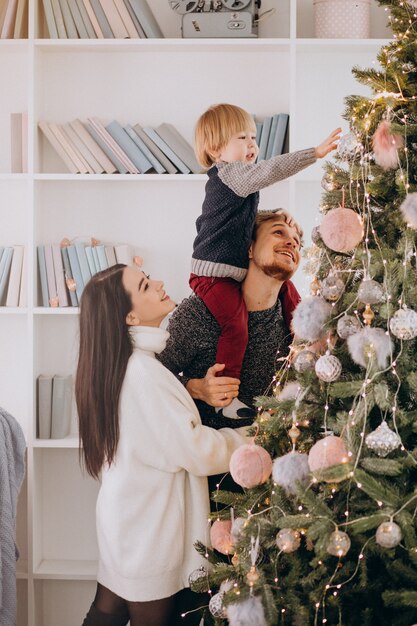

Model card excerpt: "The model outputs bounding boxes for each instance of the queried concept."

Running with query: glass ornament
[357,279,385,305]
[293,350,317,373]
[188,566,207,587]
[320,272,345,302]
[327,530,351,557]
[311,225,322,245]
[337,132,361,159]
[315,353,342,382]
[321,172,339,191]
[276,528,301,553]
[389,307,417,340]
[365,421,401,457]
[246,565,260,586]
[337,315,361,339]
[209,592,227,619]
[375,521,402,548]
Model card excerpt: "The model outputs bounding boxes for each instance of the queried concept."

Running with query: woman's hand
[186,363,240,407]
[315,128,342,159]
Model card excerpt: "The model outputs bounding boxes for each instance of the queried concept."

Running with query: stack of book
[37,239,140,307]
[37,373,72,439]
[255,113,290,162]
[0,245,26,307]
[41,0,162,39]
[38,118,202,175]
[0,0,27,38]
[10,112,28,173]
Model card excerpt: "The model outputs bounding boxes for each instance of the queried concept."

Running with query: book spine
[86,124,127,173]
[13,0,28,38]
[85,245,98,275]
[61,246,78,306]
[0,248,13,305]
[69,119,115,173]
[88,117,139,173]
[63,122,100,173]
[1,0,19,38]
[121,0,144,37]
[50,0,67,37]
[112,0,138,38]
[18,245,27,307]
[126,0,162,38]
[74,0,95,37]
[60,124,94,173]
[51,375,72,439]
[133,123,176,174]
[114,243,133,266]
[6,244,24,307]
[58,0,78,38]
[66,0,89,37]
[66,245,85,301]
[96,0,128,38]
[75,242,92,286]
[124,124,165,174]
[81,0,103,37]
[104,245,117,267]
[21,111,28,173]
[51,243,69,306]
[156,123,201,174]
[10,112,23,173]
[37,375,53,439]
[95,244,109,271]
[42,0,59,37]
[49,122,88,173]
[106,120,152,173]
[89,0,113,37]
[38,121,78,173]
[271,113,289,157]
[257,116,272,162]
[44,243,58,306]
[265,114,279,160]
[143,126,190,174]
[37,245,50,307]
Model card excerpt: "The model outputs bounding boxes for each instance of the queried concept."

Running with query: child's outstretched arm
[314,127,342,158]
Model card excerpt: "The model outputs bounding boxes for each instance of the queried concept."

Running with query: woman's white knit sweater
[96,325,248,602]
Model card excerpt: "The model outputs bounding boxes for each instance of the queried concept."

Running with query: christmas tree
[190,2,417,625]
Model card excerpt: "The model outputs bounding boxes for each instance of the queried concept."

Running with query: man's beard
[253,257,294,281]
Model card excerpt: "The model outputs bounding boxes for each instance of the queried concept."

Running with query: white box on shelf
[313,0,371,39]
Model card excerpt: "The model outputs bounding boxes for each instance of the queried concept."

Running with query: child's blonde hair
[194,103,256,169]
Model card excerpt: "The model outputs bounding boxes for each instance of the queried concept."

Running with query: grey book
[67,244,85,301]
[37,375,53,439]
[124,124,165,173]
[50,0,67,37]
[42,0,58,37]
[58,0,78,37]
[61,246,78,306]
[143,126,190,174]
[89,0,114,37]
[74,0,95,37]
[86,124,127,173]
[51,374,72,439]
[265,114,279,160]
[255,121,262,150]
[257,116,272,162]
[0,247,13,305]
[271,113,289,157]
[133,123,176,174]
[37,245,49,307]
[67,0,89,37]
[125,0,162,38]
[121,0,145,37]
[75,242,92,287]
[155,123,201,174]
[106,120,153,173]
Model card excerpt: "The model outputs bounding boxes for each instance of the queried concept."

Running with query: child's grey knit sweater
[191,148,316,281]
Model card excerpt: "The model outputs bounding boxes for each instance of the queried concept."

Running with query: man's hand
[185,363,240,407]
[314,128,342,159]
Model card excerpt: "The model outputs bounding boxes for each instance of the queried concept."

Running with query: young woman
[76,264,248,626]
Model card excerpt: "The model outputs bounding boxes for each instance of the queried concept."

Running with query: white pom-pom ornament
[274,381,302,401]
[315,353,342,382]
[347,327,393,370]
[375,521,402,548]
[276,528,301,553]
[272,452,310,495]
[389,307,417,340]
[227,596,267,626]
[372,120,404,170]
[230,443,272,489]
[308,436,348,481]
[319,207,364,253]
[399,193,417,229]
[292,296,332,342]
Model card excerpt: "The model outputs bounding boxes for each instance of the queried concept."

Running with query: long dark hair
[75,264,133,479]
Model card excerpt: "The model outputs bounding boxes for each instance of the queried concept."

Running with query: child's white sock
[215,397,255,420]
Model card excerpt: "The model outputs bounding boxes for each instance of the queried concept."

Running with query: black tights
[84,582,207,626]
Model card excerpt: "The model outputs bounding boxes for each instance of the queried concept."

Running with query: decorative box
[313,0,371,38]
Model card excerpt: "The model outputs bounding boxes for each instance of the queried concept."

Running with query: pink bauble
[319,207,364,253]
[308,436,348,477]
[230,443,272,489]
[210,520,233,555]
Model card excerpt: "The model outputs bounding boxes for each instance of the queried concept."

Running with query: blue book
[266,114,279,160]
[126,0,163,38]
[257,116,272,162]
[86,124,127,174]
[125,124,166,174]
[37,245,49,307]
[61,246,78,306]
[95,245,109,271]
[271,113,289,157]
[85,245,98,276]
[67,245,84,302]
[75,242,92,287]
[89,0,114,37]
[0,247,14,305]
[255,122,263,150]
[143,126,190,174]
[106,120,153,173]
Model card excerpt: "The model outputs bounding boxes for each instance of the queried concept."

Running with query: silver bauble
[320,273,345,302]
[276,528,301,553]
[337,315,362,339]
[321,172,339,191]
[311,225,322,245]
[375,521,402,548]
[357,279,385,305]
[315,353,342,382]
[188,566,208,587]
[327,530,351,557]
[293,350,317,373]
[209,592,227,619]
[365,421,401,457]
[337,132,361,159]
[390,307,417,340]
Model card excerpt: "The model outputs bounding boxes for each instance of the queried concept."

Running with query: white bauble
[389,307,417,340]
[327,530,351,557]
[276,528,301,553]
[375,521,402,548]
[315,353,342,382]
[227,595,267,626]
[293,350,317,373]
[337,315,361,339]
[320,273,345,302]
[188,566,207,587]
[337,131,362,159]
[272,451,310,495]
[365,421,401,457]
[209,592,227,619]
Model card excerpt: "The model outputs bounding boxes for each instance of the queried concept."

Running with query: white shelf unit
[0,1,392,624]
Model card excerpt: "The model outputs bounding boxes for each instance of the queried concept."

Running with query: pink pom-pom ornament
[308,436,349,482]
[210,520,233,555]
[319,207,364,253]
[372,120,404,170]
[230,443,272,489]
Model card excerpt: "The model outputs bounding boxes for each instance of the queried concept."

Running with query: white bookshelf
[0,1,392,624]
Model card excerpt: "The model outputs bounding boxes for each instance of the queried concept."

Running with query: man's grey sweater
[159,294,292,430]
